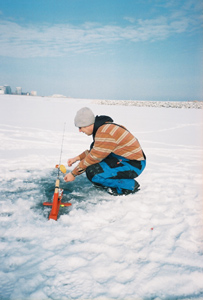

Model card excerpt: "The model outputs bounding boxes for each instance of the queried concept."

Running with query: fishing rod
[43,123,72,221]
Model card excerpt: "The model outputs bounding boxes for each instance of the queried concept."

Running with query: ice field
[0,95,203,300]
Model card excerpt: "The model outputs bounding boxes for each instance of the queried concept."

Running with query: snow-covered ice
[0,95,203,300]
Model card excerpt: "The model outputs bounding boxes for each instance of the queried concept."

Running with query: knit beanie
[74,107,95,127]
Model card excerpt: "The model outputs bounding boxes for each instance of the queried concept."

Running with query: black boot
[107,180,140,196]
[122,180,140,195]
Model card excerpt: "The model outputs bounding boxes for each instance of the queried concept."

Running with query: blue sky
[0,0,202,100]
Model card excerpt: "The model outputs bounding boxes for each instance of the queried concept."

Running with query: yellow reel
[55,164,67,174]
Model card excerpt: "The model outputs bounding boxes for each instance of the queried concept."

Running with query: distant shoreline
[1,94,202,109]
[92,99,203,109]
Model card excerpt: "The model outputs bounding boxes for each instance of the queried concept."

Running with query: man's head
[74,107,95,136]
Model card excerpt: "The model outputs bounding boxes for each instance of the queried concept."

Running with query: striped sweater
[72,115,145,176]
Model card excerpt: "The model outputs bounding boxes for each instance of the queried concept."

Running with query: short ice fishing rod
[43,123,72,221]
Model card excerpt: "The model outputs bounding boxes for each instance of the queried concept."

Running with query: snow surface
[0,95,203,300]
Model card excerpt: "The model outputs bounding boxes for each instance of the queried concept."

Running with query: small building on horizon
[16,87,22,95]
[30,91,37,96]
[0,85,12,94]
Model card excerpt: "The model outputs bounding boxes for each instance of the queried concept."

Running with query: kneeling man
[64,107,146,196]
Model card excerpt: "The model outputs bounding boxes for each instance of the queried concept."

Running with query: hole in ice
[0,167,110,221]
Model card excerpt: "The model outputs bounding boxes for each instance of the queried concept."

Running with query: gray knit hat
[74,107,95,127]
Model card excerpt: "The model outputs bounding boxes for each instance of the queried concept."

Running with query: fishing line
[58,122,66,177]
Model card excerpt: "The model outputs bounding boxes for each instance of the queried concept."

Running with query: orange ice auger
[43,165,72,221]
[43,124,72,221]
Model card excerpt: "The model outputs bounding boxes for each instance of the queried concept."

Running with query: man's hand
[64,172,76,182]
[67,156,80,167]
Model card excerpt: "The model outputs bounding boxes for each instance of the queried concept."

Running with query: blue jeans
[86,153,146,194]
